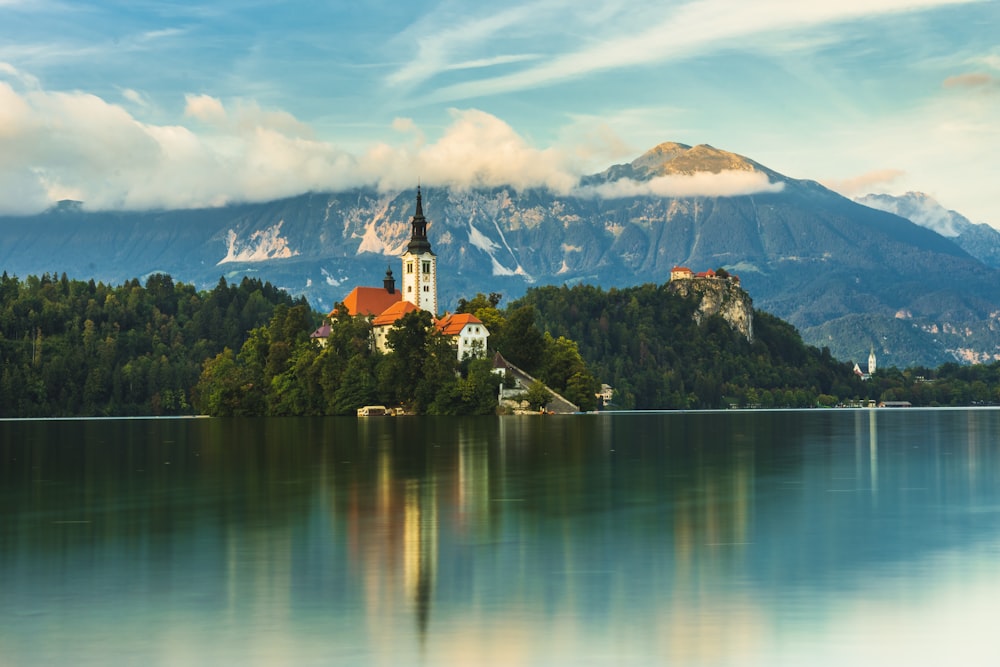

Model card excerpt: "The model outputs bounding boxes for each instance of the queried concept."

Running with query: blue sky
[1,0,997,224]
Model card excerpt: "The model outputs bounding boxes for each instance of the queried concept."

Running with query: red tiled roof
[372,300,419,327]
[671,266,693,273]
[332,286,402,318]
[434,312,483,336]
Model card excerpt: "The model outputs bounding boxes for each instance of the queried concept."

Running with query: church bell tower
[400,186,437,315]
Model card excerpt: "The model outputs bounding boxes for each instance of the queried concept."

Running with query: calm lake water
[2,410,999,666]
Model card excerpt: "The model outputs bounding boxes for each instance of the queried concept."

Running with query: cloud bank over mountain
[0,66,788,214]
[577,171,784,199]
[0,67,586,214]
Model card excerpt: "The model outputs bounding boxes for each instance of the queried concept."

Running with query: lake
[2,410,999,666]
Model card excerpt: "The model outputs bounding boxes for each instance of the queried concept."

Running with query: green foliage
[0,272,294,417]
[491,305,546,371]
[429,358,502,415]
[510,282,865,410]
[860,361,1000,407]
[193,306,501,417]
[520,380,552,411]
[10,269,996,417]
[456,292,502,313]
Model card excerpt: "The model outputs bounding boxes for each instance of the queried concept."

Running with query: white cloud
[823,169,906,197]
[578,171,785,199]
[361,109,580,194]
[0,68,586,215]
[120,88,149,107]
[184,93,227,124]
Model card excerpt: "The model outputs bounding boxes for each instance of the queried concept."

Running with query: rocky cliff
[666,277,754,342]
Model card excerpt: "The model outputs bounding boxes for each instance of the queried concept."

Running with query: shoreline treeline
[2,272,1000,417]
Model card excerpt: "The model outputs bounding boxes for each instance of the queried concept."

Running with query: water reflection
[2,411,1000,665]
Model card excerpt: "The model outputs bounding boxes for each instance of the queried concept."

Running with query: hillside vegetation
[512,283,863,409]
[2,272,1000,417]
[0,272,296,416]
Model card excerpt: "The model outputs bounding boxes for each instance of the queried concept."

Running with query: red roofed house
[434,312,490,360]
[670,266,694,281]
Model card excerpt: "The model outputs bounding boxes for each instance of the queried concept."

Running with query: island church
[312,187,490,359]
[853,347,877,381]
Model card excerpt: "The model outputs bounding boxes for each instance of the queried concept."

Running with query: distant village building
[312,187,489,360]
[853,346,878,380]
[596,383,614,407]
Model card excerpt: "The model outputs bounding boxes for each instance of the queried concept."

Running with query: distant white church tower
[400,186,438,315]
[868,346,877,375]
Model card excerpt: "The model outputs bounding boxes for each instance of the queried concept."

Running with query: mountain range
[1,142,998,369]
[856,191,1000,269]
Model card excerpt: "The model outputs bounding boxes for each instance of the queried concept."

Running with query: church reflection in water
[327,414,761,651]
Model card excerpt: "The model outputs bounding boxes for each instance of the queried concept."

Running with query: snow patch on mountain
[352,196,408,256]
[468,221,500,254]
[218,221,299,264]
[557,244,582,275]
[321,267,343,287]
[466,217,533,280]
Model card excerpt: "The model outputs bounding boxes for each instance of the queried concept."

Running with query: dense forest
[0,272,296,416]
[2,272,1000,417]
[509,283,863,409]
[510,283,1000,409]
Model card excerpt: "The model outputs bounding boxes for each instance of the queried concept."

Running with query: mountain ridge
[857,191,1000,269]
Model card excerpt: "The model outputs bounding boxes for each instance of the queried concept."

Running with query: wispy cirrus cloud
[943,72,999,90]
[385,4,551,89]
[398,0,984,102]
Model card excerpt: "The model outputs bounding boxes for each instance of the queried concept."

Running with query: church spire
[407,186,432,253]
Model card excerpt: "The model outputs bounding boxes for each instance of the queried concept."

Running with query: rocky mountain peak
[631,142,759,177]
